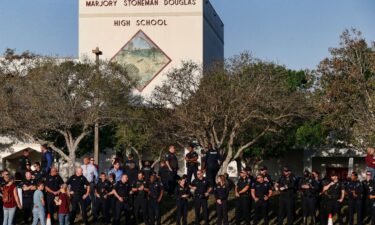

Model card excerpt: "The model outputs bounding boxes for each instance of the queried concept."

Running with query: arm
[46,153,53,171]
[158,189,164,202]
[251,188,258,201]
[13,187,22,209]
[93,167,99,183]
[238,185,250,194]
[41,195,45,207]
[339,189,345,202]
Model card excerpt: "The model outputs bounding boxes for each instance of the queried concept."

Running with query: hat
[189,143,196,148]
[283,166,291,172]
[260,166,268,171]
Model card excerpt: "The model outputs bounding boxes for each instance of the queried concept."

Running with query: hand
[118,197,124,202]
[96,193,100,198]
[139,185,144,191]
[264,195,269,201]
[338,198,343,203]
[235,192,240,198]
[22,186,28,191]
[182,194,188,198]
[254,197,259,202]
[217,199,222,205]
[83,194,89,200]
[18,204,22,209]
[104,195,107,199]
[204,192,209,197]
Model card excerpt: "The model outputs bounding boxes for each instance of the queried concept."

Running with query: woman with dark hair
[214,175,230,225]
[2,174,22,225]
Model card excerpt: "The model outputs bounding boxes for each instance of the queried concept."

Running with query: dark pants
[46,194,56,222]
[206,167,219,187]
[302,196,316,222]
[194,198,209,225]
[216,200,228,225]
[277,196,294,225]
[254,200,269,225]
[167,171,177,195]
[93,197,109,222]
[364,196,372,223]
[70,195,88,225]
[371,203,375,225]
[235,196,250,225]
[134,197,148,225]
[149,198,161,225]
[23,196,33,224]
[176,200,188,225]
[187,166,198,184]
[113,201,131,225]
[325,198,343,225]
[348,198,362,225]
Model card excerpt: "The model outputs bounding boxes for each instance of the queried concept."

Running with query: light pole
[92,47,102,165]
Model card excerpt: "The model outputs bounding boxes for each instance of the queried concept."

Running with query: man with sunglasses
[362,171,374,224]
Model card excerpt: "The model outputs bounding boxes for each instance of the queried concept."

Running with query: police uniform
[369,181,375,225]
[113,180,132,225]
[44,174,63,223]
[133,179,149,224]
[158,165,169,191]
[214,182,230,225]
[299,176,319,224]
[126,167,139,186]
[31,169,45,182]
[203,148,221,187]
[108,179,117,219]
[67,174,90,225]
[142,166,154,182]
[148,179,164,225]
[252,181,272,225]
[235,176,251,225]
[18,155,30,173]
[93,179,111,223]
[347,179,364,225]
[20,178,36,224]
[175,183,190,225]
[165,152,179,194]
[325,181,344,225]
[186,150,199,183]
[362,179,374,223]
[191,177,211,225]
[277,174,297,225]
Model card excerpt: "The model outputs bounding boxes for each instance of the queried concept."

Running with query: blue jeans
[32,207,46,225]
[59,213,70,225]
[2,207,16,225]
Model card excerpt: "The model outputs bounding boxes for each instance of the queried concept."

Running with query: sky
[0,0,374,70]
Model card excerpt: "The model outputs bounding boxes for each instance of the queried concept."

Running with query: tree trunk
[219,146,233,175]
[67,149,76,177]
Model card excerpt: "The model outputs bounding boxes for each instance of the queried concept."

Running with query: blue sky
[0,0,374,70]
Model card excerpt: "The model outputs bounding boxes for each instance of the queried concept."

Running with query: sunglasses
[3,174,9,176]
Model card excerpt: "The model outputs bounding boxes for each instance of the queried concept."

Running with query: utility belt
[194,194,208,199]
[187,163,198,168]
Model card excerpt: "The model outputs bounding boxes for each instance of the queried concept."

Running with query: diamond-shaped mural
[111,30,172,91]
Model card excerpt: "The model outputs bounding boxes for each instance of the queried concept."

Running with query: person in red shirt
[55,183,70,225]
[365,147,375,179]
[1,174,22,225]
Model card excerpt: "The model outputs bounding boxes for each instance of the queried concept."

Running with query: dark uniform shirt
[277,175,297,197]
[114,181,132,199]
[362,179,375,197]
[191,178,210,198]
[252,181,271,200]
[141,166,153,182]
[346,180,363,199]
[96,180,111,198]
[18,156,30,172]
[31,170,44,182]
[186,151,199,168]
[165,152,179,171]
[204,149,220,169]
[175,184,190,200]
[236,177,250,197]
[45,175,64,194]
[326,181,344,200]
[20,178,36,198]
[149,180,164,199]
[67,175,89,197]
[133,179,148,199]
[125,168,138,185]
[124,159,138,171]
[158,166,169,184]
[299,177,319,197]
[214,183,230,200]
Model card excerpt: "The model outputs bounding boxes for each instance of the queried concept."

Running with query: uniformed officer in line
[20,171,36,224]
[251,174,273,225]
[125,154,139,171]
[214,175,231,225]
[368,180,375,225]
[107,173,117,219]
[203,143,221,187]
[141,160,154,182]
[321,172,345,225]
[67,167,90,225]
[158,161,169,191]
[44,167,64,224]
[148,173,164,225]
[347,172,364,225]
[18,149,30,175]
[93,172,111,223]
[235,169,251,225]
[31,162,44,182]
[112,174,132,225]
[276,166,297,225]
[175,175,190,225]
[165,145,179,195]
[311,170,322,223]
[185,143,199,184]
[132,171,149,225]
[190,169,212,225]
[299,170,319,225]
[259,166,273,186]
[362,170,374,224]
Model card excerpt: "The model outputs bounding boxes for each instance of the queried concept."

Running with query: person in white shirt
[81,156,98,210]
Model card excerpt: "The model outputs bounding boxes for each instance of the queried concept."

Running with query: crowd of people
[1,144,375,225]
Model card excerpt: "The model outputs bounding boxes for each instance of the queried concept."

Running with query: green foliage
[295,122,325,147]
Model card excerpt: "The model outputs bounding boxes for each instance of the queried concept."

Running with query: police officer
[368,179,375,225]
[175,175,190,225]
[203,143,221,187]
[31,162,44,182]
[235,169,251,225]
[112,174,132,225]
[190,169,211,225]
[125,154,139,171]
[322,172,345,225]
[185,143,199,184]
[214,175,231,225]
[93,172,111,223]
[20,171,36,224]
[362,170,374,224]
[148,173,164,225]
[347,172,363,225]
[125,159,139,185]
[44,167,63,224]
[132,171,149,225]
[67,167,90,225]
[165,145,179,195]
[276,167,297,225]
[107,173,117,219]
[259,166,273,186]
[142,160,154,182]
[299,170,319,225]
[158,161,169,191]
[251,174,273,225]
[18,149,30,174]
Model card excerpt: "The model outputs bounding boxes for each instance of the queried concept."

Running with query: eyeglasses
[366,174,372,176]
[3,173,9,176]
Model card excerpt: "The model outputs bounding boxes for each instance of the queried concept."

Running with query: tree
[151,53,313,173]
[0,50,137,175]
[317,29,375,148]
